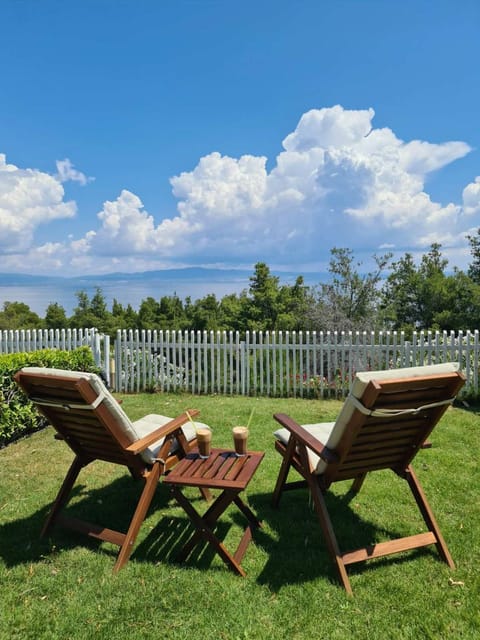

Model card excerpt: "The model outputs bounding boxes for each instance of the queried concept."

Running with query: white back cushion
[275,362,460,474]
[19,367,207,464]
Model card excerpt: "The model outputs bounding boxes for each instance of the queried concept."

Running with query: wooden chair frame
[15,368,208,571]
[272,368,465,594]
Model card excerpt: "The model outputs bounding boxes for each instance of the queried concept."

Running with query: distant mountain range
[0,267,249,285]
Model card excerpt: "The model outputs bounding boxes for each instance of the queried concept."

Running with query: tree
[432,269,480,331]
[276,276,313,330]
[123,303,139,328]
[0,301,43,330]
[310,248,391,331]
[138,297,161,330]
[379,243,478,333]
[45,302,68,329]
[157,295,186,328]
[190,294,220,330]
[218,293,244,331]
[70,291,95,328]
[467,228,480,285]
[69,288,113,333]
[416,243,449,329]
[246,262,281,330]
[110,299,139,331]
[91,288,108,320]
[381,252,423,331]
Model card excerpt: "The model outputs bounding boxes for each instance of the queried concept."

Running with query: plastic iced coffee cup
[197,428,212,458]
[232,426,249,456]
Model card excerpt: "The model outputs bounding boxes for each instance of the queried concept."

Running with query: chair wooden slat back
[325,371,465,486]
[17,372,147,473]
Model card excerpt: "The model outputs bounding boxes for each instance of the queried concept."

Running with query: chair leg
[350,472,367,495]
[41,455,85,538]
[272,440,296,507]
[113,462,161,572]
[405,465,455,569]
[309,480,353,595]
[343,473,368,503]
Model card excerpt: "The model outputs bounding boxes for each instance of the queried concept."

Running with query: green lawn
[0,393,479,640]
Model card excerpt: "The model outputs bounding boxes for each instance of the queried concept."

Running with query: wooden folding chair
[272,363,465,594]
[15,366,212,571]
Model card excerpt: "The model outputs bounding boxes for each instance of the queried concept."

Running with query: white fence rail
[0,328,111,384]
[113,329,479,397]
[4,327,478,397]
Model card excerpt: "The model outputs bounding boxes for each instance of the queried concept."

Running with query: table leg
[179,488,235,556]
[233,495,263,529]
[171,487,247,576]
[232,495,263,564]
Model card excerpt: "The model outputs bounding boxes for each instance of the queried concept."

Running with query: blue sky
[1,0,480,278]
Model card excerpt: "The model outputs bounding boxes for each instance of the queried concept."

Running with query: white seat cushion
[274,422,336,474]
[19,367,209,464]
[274,362,460,474]
[132,414,211,463]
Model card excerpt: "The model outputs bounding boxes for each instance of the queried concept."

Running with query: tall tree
[123,303,139,328]
[310,248,391,331]
[416,243,449,329]
[218,293,244,331]
[246,262,281,330]
[111,299,139,331]
[381,252,423,331]
[90,288,109,321]
[466,228,480,285]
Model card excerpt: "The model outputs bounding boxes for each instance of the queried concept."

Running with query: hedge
[0,347,100,447]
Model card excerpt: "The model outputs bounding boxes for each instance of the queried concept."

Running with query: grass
[0,393,479,640]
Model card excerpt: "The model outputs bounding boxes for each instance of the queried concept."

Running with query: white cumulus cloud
[55,158,94,185]
[0,153,76,253]
[0,106,477,275]
[462,177,480,216]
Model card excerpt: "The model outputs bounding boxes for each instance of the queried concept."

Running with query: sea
[0,274,249,316]
[0,269,323,316]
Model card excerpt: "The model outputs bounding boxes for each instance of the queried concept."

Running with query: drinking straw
[185,410,199,434]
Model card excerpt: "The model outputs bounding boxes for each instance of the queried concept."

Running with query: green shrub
[0,347,100,447]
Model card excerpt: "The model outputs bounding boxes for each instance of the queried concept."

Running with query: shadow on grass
[135,512,232,573]
[246,486,442,591]
[0,472,175,568]
[1,470,443,586]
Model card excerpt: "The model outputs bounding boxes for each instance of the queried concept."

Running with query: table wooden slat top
[164,449,265,490]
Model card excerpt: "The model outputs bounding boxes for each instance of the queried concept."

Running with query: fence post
[240,339,246,396]
[102,334,111,386]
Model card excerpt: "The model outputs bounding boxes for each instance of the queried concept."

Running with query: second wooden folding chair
[272,363,465,594]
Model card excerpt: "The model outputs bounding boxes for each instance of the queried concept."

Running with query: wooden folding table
[163,448,264,576]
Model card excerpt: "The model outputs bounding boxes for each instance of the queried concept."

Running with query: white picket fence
[0,328,111,384]
[4,327,478,397]
[113,329,480,397]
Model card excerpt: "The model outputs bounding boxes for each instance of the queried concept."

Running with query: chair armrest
[274,413,339,464]
[126,409,200,454]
